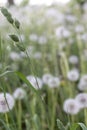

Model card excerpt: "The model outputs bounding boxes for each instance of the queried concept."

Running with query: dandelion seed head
[63,98,80,115]
[67,69,79,82]
[27,75,43,89]
[47,77,60,88]
[13,88,26,100]
[42,73,53,84]
[0,93,15,113]
[75,93,87,109]
[69,55,79,65]
[78,75,87,91]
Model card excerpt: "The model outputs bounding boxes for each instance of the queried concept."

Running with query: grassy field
[0,3,87,130]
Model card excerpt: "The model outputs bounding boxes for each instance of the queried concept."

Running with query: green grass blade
[0,119,11,130]
[78,123,87,130]
[0,71,14,77]
[57,119,66,130]
[15,71,37,93]
[70,123,78,130]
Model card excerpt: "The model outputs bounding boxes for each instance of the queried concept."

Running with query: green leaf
[65,122,70,130]
[0,119,10,130]
[70,123,87,130]
[15,71,37,93]
[9,34,19,42]
[78,123,87,130]
[70,123,78,130]
[57,119,66,130]
[0,70,14,77]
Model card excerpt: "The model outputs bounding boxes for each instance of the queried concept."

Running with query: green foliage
[78,123,87,130]
[15,71,37,93]
[57,119,66,130]
[1,3,87,130]
[57,119,87,130]
[70,123,78,130]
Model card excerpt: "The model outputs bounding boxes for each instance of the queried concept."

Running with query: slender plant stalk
[84,108,87,126]
[5,113,9,128]
[18,100,22,130]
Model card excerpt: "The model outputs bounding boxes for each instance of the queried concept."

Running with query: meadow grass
[0,3,87,130]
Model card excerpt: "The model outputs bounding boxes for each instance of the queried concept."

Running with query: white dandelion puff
[42,73,53,85]
[13,88,26,100]
[75,93,87,109]
[0,93,15,113]
[27,75,43,89]
[69,55,79,65]
[67,69,79,82]
[47,77,60,88]
[78,75,87,91]
[63,98,80,115]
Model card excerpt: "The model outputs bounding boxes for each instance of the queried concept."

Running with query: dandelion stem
[18,100,22,130]
[84,108,87,126]
[5,113,9,128]
[71,115,75,124]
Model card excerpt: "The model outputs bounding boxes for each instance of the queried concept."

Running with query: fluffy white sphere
[0,93,15,113]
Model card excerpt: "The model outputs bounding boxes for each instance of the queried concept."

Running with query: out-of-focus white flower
[75,93,87,109]
[65,15,77,23]
[36,19,45,26]
[83,2,87,12]
[80,75,87,83]
[29,34,38,42]
[67,69,79,82]
[20,52,26,58]
[75,25,84,33]
[10,52,21,61]
[0,93,15,113]
[13,88,26,100]
[27,75,43,89]
[78,75,87,91]
[38,36,47,45]
[45,9,64,24]
[80,74,87,83]
[45,8,58,18]
[33,52,42,59]
[63,98,80,115]
[78,81,87,91]
[62,29,71,38]
[55,26,70,39]
[42,73,53,84]
[81,33,87,42]
[47,77,60,88]
[55,26,64,39]
[82,14,87,21]
[69,55,79,64]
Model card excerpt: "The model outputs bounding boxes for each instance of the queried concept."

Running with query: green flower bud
[14,19,20,29]
[9,34,19,42]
